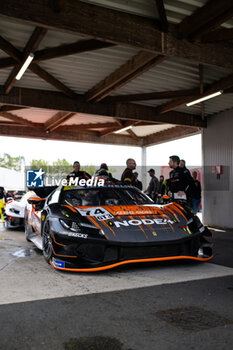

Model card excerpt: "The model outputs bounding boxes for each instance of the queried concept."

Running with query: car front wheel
[42,218,53,263]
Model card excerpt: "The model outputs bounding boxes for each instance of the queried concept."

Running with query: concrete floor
[0,224,233,350]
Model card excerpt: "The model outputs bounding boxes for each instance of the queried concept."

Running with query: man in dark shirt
[144,169,159,201]
[180,159,193,200]
[133,172,143,190]
[121,158,137,186]
[67,161,91,182]
[168,155,195,206]
[191,171,201,214]
[157,175,165,203]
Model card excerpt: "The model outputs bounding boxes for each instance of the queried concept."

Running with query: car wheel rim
[43,221,52,257]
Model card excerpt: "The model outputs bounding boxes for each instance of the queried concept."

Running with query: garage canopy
[0,0,233,147]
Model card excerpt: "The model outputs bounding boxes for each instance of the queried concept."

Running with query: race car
[25,185,213,272]
[4,191,34,229]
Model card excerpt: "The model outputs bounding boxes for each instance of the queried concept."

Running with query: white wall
[202,109,233,228]
[0,167,25,190]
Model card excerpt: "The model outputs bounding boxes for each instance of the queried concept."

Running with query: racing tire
[4,218,10,230]
[42,218,53,264]
[24,212,32,242]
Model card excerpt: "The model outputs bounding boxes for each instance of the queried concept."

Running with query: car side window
[47,189,60,205]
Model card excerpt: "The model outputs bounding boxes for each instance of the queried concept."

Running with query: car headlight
[9,208,20,214]
[60,219,82,232]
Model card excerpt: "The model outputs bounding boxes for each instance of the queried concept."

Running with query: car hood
[74,203,193,243]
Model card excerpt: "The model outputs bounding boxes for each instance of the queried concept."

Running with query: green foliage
[82,165,97,176]
[0,153,25,171]
[30,159,48,175]
[52,159,72,177]
[30,158,72,178]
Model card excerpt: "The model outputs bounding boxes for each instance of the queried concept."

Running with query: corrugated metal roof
[63,113,115,125]
[14,108,59,123]
[0,1,233,141]
[111,57,200,95]
[38,46,138,93]
[80,0,233,27]
[79,0,160,19]
[132,123,175,137]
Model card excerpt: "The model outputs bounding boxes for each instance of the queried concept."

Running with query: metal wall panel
[203,108,233,228]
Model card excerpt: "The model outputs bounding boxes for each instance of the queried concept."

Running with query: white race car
[5,191,34,229]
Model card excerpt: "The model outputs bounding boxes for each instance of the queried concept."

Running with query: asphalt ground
[0,224,233,350]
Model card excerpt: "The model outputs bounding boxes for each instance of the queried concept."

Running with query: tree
[30,159,48,175]
[0,153,25,171]
[52,159,72,177]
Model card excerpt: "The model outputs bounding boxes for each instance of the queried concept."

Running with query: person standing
[180,159,193,200]
[133,172,143,190]
[168,155,195,206]
[0,187,5,222]
[144,169,159,201]
[157,175,165,203]
[191,171,201,214]
[67,161,91,181]
[121,158,137,186]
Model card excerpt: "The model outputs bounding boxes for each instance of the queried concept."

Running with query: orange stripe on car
[64,204,77,213]
[50,255,214,272]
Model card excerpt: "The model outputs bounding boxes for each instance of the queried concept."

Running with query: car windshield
[60,187,153,206]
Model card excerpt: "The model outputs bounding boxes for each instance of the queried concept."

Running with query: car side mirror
[27,197,45,210]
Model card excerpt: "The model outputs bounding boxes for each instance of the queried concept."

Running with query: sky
[0,134,202,167]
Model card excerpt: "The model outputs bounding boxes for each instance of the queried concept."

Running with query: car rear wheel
[25,211,32,242]
[42,218,53,263]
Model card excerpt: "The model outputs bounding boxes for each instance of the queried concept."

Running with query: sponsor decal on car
[52,258,65,268]
[116,211,153,215]
[76,207,114,221]
[113,218,175,228]
[67,232,88,238]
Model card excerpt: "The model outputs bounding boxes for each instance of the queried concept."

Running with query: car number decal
[76,207,114,221]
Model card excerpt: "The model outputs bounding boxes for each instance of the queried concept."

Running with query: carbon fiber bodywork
[25,185,213,271]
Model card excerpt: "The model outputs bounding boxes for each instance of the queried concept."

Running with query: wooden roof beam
[201,28,233,43]
[0,105,26,112]
[99,121,135,137]
[44,111,76,132]
[143,126,200,147]
[155,0,168,32]
[4,27,47,94]
[0,111,39,128]
[0,124,143,146]
[34,39,114,62]
[154,72,233,115]
[0,35,76,99]
[105,88,200,103]
[0,40,114,70]
[2,1,233,69]
[178,0,233,40]
[86,52,166,102]
[127,128,140,140]
[56,122,120,131]
[0,86,206,128]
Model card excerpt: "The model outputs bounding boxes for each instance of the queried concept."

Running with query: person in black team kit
[168,155,195,207]
[157,175,165,203]
[67,161,91,181]
[133,172,143,190]
[191,171,201,214]
[121,158,137,186]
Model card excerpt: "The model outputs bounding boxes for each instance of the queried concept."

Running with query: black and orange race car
[25,185,213,272]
